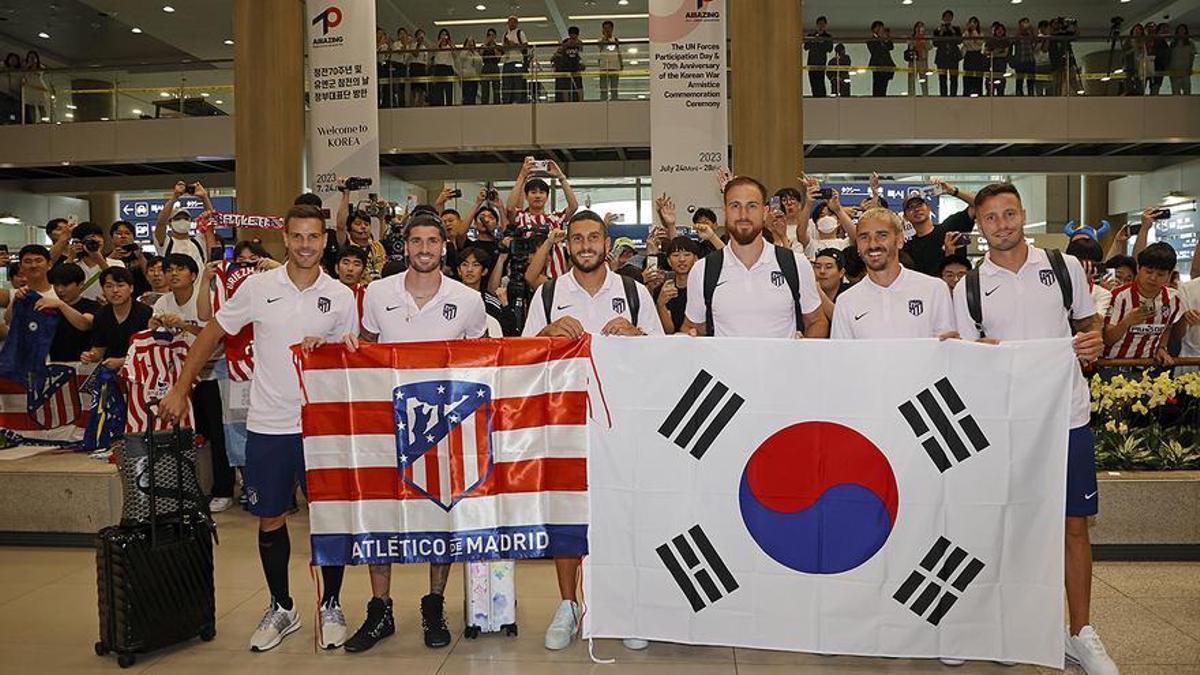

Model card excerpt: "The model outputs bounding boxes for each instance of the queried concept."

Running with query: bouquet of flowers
[1090,371,1200,471]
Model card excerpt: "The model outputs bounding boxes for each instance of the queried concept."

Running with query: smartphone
[1127,222,1143,236]
[223,245,234,262]
[955,232,970,247]
[209,246,224,261]
[611,213,625,222]
[768,196,783,214]
[531,159,550,173]
[0,244,7,254]
[185,183,196,195]
[645,256,658,271]
[816,188,834,200]
[1153,208,1171,221]
[450,188,463,199]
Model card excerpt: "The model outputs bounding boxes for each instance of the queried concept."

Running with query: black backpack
[964,248,1073,337]
[541,274,640,327]
[701,246,803,336]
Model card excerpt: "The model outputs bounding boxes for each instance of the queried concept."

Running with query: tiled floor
[2,508,1197,674]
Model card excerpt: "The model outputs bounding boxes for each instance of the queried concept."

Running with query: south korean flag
[583,337,1075,668]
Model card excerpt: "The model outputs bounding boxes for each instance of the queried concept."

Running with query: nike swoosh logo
[1084,491,1097,500]
[715,280,728,287]
[266,297,282,304]
[854,312,869,321]
[556,304,571,310]
[385,305,402,312]
[984,286,1000,296]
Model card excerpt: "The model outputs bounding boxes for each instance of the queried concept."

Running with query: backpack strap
[965,267,985,337]
[702,249,724,336]
[541,278,558,326]
[1047,248,1073,315]
[620,274,640,328]
[773,246,804,331]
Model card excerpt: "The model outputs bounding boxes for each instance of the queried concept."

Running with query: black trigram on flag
[898,377,990,472]
[893,536,986,626]
[658,370,745,460]
[656,524,739,613]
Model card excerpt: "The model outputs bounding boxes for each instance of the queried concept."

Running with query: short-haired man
[70,221,126,301]
[159,205,359,653]
[681,176,828,339]
[1065,237,1113,319]
[341,210,487,653]
[832,207,955,339]
[949,183,1115,675]
[45,217,74,265]
[336,207,386,281]
[522,210,661,652]
[81,267,153,371]
[508,158,579,287]
[1102,240,1183,366]
[154,181,212,272]
[110,220,150,297]
[335,245,368,289]
[6,244,58,335]
[41,262,99,362]
[938,254,971,293]
[804,16,834,97]
[1104,254,1137,290]
[501,15,530,103]
[813,247,850,317]
[901,182,976,277]
[150,253,235,513]
[141,255,169,306]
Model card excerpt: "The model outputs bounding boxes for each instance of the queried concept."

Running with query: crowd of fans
[805,12,1196,97]
[375,16,627,107]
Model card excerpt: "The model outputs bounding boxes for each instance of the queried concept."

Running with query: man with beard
[341,210,487,653]
[831,207,956,339]
[521,210,661,653]
[159,205,359,653]
[681,176,827,339]
[950,183,1114,675]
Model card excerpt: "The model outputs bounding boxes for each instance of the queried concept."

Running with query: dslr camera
[341,176,373,192]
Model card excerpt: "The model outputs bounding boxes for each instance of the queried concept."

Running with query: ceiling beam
[1101,143,1142,156]
[541,0,569,39]
[1041,144,1077,156]
[921,143,949,157]
[861,144,883,157]
[1165,143,1200,155]
[982,143,1016,157]
[616,147,628,161]
[429,153,454,166]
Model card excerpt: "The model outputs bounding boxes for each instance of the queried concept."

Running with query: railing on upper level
[2,34,1197,125]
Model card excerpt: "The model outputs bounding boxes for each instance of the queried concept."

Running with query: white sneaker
[249,602,300,652]
[209,497,234,513]
[623,638,649,650]
[1065,625,1119,675]
[319,599,348,649]
[543,600,579,651]
[939,658,965,666]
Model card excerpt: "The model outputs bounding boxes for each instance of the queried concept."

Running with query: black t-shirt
[664,284,689,333]
[49,297,100,362]
[90,301,152,358]
[903,208,974,276]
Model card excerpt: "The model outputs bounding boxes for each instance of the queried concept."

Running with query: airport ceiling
[0,0,1194,68]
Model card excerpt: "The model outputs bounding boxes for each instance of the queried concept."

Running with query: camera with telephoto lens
[502,222,550,329]
[342,177,373,192]
[83,239,102,253]
[357,195,398,220]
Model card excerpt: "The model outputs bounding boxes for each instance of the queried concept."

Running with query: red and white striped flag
[0,362,95,442]
[294,337,593,566]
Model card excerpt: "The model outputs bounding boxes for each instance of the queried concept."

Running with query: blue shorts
[1066,425,1099,518]
[244,431,306,518]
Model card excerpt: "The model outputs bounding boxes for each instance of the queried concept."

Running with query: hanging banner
[305,0,381,208]
[650,0,728,230]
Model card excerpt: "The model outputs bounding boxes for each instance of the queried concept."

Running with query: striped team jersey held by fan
[1103,282,1182,359]
[214,262,257,382]
[511,210,570,279]
[293,337,592,567]
[122,329,193,433]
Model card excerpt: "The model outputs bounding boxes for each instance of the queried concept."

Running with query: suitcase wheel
[464,625,481,639]
[503,623,518,637]
[117,652,136,669]
[94,642,108,656]
[200,624,216,642]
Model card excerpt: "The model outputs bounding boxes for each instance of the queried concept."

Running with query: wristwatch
[951,187,960,197]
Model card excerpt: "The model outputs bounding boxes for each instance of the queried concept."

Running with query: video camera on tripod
[501,222,551,328]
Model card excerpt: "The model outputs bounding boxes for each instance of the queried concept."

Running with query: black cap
[904,194,929,209]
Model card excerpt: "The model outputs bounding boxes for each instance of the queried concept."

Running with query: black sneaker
[420,593,451,648]
[343,597,394,653]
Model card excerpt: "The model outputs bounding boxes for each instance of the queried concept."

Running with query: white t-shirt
[831,267,955,339]
[951,247,1096,428]
[152,288,222,380]
[361,271,487,343]
[155,236,206,276]
[522,267,663,336]
[1179,278,1200,372]
[77,259,126,301]
[683,242,822,338]
[215,265,358,434]
[1091,284,1113,320]
[503,28,527,64]
[800,236,851,260]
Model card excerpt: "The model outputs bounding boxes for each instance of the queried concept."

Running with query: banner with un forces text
[650,0,728,231]
[305,0,380,208]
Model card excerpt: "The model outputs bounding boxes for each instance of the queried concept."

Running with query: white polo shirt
[522,267,663,336]
[215,265,358,434]
[361,271,487,343]
[831,267,955,339]
[683,242,822,338]
[77,258,126,301]
[951,246,1096,429]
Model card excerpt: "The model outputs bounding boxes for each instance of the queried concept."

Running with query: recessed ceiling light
[435,15,546,26]
[131,27,143,34]
[200,92,210,97]
[224,39,234,45]
[1011,0,1022,4]
[629,59,638,65]
[162,5,175,12]
[100,117,109,121]
[61,161,70,165]
[475,3,486,10]
[902,0,912,4]
[159,91,170,97]
[214,100,224,104]
[131,108,142,115]
[37,31,50,39]
[637,94,646,99]
[618,0,629,5]
[64,112,74,119]
[627,47,637,53]
[66,104,77,110]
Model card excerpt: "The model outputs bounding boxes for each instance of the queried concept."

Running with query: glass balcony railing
[0,34,1196,125]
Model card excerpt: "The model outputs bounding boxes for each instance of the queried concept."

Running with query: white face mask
[170,218,191,235]
[817,215,840,235]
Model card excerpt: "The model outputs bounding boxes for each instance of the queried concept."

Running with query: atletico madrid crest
[393,380,494,511]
